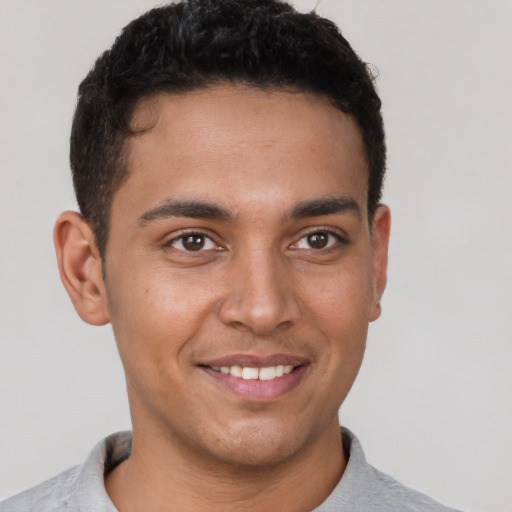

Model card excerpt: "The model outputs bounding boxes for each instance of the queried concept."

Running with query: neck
[105,420,346,512]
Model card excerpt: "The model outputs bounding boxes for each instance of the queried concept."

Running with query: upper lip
[200,353,309,368]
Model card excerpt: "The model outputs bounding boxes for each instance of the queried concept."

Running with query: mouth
[198,356,309,401]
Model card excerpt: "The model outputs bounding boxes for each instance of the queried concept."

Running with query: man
[1,1,461,511]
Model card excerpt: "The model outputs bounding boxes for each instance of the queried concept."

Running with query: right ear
[53,211,110,326]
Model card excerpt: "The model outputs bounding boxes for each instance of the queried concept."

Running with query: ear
[369,205,391,322]
[54,211,110,326]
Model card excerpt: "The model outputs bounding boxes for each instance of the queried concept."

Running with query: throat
[105,422,346,512]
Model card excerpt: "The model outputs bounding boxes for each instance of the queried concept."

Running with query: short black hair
[71,0,385,257]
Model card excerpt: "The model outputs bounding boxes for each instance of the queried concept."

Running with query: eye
[170,233,218,252]
[294,230,342,250]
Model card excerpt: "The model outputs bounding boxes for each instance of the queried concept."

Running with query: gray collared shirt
[0,428,462,511]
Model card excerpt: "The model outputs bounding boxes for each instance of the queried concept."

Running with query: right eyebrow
[137,199,235,226]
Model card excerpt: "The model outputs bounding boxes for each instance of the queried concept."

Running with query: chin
[203,417,313,469]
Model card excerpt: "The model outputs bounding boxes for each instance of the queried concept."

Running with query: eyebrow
[137,195,361,226]
[138,200,234,225]
[290,196,361,220]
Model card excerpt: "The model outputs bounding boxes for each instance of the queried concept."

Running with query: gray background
[1,1,511,510]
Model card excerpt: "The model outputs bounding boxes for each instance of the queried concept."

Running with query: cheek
[299,261,373,372]
[303,264,373,326]
[106,265,217,363]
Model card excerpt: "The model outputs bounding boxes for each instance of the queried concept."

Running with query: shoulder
[315,428,463,512]
[0,432,131,512]
[0,466,80,512]
[364,464,462,512]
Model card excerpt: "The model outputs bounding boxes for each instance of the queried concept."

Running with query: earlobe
[369,205,391,322]
[54,211,110,326]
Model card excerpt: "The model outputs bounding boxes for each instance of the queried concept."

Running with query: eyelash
[292,229,348,251]
[166,231,220,252]
[165,228,348,254]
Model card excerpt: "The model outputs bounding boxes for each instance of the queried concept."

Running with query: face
[102,86,389,468]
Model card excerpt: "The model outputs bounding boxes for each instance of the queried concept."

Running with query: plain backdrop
[0,1,511,510]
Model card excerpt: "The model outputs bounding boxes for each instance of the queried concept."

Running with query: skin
[54,85,390,512]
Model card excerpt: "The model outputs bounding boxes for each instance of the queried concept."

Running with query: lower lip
[202,365,308,401]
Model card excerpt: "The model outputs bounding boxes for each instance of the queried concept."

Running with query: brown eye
[293,230,343,251]
[307,232,329,249]
[184,235,205,251]
[171,233,216,252]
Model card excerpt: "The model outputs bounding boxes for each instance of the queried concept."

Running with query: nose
[218,249,302,336]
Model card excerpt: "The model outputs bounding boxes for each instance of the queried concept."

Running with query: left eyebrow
[289,196,362,220]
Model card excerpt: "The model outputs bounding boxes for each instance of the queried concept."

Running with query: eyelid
[164,228,223,251]
[289,227,349,250]
[295,226,348,241]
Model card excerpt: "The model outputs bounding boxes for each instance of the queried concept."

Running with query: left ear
[369,205,391,322]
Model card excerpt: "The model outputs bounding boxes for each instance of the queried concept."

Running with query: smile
[200,358,309,401]
[210,364,295,381]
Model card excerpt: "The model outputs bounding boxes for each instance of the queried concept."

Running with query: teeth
[211,364,296,380]
[230,365,243,378]
[258,366,276,381]
[241,367,259,380]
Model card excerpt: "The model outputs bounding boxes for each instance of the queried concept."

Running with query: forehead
[129,85,365,160]
[117,85,368,218]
